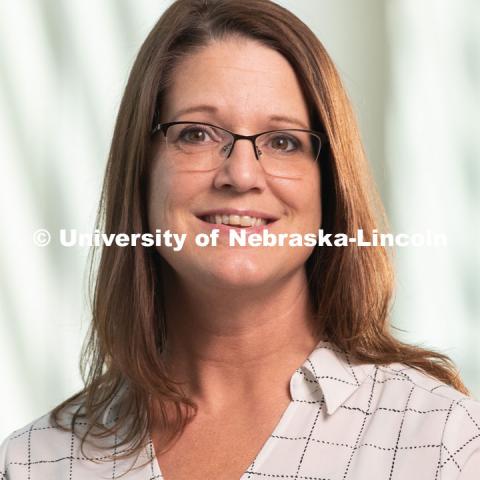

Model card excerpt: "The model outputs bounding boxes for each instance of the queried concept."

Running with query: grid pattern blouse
[2,340,480,479]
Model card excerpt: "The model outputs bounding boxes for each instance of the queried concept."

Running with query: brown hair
[50,0,469,470]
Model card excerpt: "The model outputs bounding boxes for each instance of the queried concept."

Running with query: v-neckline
[148,399,299,480]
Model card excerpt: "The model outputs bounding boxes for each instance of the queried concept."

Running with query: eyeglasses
[151,121,327,178]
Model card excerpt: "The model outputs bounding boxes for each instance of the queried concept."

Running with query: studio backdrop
[0,0,479,439]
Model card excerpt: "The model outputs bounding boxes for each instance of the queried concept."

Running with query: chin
[191,253,276,291]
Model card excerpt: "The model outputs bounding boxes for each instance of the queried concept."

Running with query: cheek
[271,168,321,230]
[147,157,211,231]
[308,172,322,226]
[300,166,321,221]
[147,156,188,232]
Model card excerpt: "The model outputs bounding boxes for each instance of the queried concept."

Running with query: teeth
[240,216,251,227]
[205,214,268,227]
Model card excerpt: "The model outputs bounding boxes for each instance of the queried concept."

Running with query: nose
[213,137,267,193]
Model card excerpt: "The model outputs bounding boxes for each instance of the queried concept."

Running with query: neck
[160,265,319,411]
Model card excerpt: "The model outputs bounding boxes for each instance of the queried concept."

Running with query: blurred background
[0,0,479,438]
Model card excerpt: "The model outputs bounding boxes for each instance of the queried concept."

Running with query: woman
[1,0,479,478]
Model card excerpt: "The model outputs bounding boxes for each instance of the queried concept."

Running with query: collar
[289,340,376,415]
[101,340,376,425]
[101,382,130,427]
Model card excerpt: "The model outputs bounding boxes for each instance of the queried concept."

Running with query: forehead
[161,37,310,130]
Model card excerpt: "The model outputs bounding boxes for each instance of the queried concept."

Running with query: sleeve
[458,448,480,480]
[0,435,9,480]
[441,397,480,479]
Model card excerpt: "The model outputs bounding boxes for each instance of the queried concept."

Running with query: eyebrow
[170,105,310,130]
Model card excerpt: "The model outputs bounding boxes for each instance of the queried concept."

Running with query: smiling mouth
[199,214,275,228]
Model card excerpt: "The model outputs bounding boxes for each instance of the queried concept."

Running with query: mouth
[199,214,273,228]
[195,210,278,229]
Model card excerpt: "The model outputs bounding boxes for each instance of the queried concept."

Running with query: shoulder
[372,361,479,411]
[0,408,81,479]
[0,403,156,480]
[0,406,115,479]
[0,411,56,479]
[365,362,480,477]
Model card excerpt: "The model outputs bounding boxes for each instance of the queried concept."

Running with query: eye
[178,126,217,144]
[269,134,300,152]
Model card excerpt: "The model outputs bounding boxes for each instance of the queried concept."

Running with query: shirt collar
[101,382,130,427]
[102,340,376,426]
[289,339,376,415]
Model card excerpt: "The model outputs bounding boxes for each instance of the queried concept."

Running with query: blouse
[1,340,480,479]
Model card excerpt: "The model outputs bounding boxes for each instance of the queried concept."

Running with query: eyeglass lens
[162,123,321,177]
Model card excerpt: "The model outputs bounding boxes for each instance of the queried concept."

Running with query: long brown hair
[50,0,469,469]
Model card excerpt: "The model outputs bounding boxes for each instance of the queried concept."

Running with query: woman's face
[147,37,321,291]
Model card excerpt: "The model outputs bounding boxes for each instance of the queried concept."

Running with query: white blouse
[1,340,480,479]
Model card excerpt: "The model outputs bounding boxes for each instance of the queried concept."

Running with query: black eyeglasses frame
[151,121,328,162]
